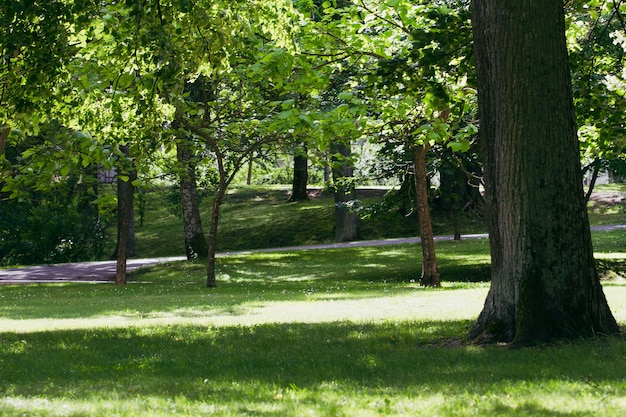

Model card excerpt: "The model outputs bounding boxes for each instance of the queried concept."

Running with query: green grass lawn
[1,230,626,416]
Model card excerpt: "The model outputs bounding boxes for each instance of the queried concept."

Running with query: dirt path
[1,225,624,285]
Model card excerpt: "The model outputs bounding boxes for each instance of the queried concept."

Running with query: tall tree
[469,0,619,345]
[304,0,475,284]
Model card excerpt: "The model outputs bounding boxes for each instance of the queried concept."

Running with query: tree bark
[413,144,440,287]
[115,146,136,285]
[177,140,208,260]
[206,185,226,287]
[469,0,619,345]
[289,145,309,202]
[331,141,359,242]
[0,126,9,156]
[246,160,253,185]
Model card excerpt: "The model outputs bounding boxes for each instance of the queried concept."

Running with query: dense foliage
[0,1,624,266]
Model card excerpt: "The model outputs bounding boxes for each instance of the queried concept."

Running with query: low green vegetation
[1,228,626,416]
[133,181,545,259]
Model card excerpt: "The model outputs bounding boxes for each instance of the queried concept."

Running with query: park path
[0,225,624,284]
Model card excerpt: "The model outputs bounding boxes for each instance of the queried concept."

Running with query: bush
[0,182,115,266]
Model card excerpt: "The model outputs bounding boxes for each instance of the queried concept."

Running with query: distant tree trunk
[177,140,208,260]
[246,160,253,185]
[439,164,462,241]
[331,141,359,242]
[0,126,9,156]
[413,144,440,287]
[115,146,137,285]
[289,145,308,202]
[469,0,618,345]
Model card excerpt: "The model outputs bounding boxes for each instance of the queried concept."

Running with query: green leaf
[278,109,295,120]
[281,99,296,109]
[338,92,354,101]
[447,139,470,153]
[117,73,135,90]
[60,164,71,177]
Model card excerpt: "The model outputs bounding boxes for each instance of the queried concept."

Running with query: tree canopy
[0,0,624,340]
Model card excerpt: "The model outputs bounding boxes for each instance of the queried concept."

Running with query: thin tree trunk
[469,0,618,345]
[115,146,136,285]
[206,186,226,287]
[584,160,601,203]
[177,140,208,260]
[247,160,253,185]
[331,141,359,242]
[413,144,440,287]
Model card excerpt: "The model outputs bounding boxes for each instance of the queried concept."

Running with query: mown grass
[2,229,626,416]
[1,184,625,416]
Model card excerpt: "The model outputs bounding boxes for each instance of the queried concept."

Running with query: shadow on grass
[1,320,624,401]
[597,258,626,282]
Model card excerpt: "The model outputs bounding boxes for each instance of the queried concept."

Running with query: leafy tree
[47,0,302,285]
[469,0,619,345]
[304,0,475,284]
[0,0,92,152]
[173,73,277,286]
[568,1,626,197]
[0,125,115,265]
[171,48,303,286]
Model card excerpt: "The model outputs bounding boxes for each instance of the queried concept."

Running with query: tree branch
[353,0,411,34]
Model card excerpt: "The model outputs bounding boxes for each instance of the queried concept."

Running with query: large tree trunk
[413,144,440,287]
[289,145,309,202]
[469,0,619,345]
[331,141,359,242]
[115,146,137,285]
[177,140,208,260]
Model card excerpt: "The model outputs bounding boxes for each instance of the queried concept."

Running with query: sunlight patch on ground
[0,288,489,333]
[596,252,626,259]
[2,286,625,334]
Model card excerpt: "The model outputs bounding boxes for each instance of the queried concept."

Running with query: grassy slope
[136,183,625,259]
[136,184,484,258]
